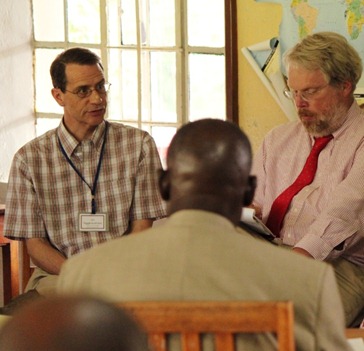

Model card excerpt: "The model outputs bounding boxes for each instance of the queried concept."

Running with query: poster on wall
[241,38,297,121]
[243,0,364,120]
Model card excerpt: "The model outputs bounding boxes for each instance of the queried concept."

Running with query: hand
[292,247,314,258]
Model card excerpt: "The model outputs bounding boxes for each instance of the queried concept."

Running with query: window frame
[32,0,238,131]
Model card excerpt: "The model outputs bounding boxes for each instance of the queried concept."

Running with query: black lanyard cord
[58,122,109,214]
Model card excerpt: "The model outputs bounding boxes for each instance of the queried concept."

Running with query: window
[32,0,238,164]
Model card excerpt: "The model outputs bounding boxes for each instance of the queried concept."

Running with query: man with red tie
[252,32,364,327]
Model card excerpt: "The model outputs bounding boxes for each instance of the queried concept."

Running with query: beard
[298,103,348,136]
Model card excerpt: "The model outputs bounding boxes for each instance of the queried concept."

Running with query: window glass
[189,53,226,120]
[108,49,138,121]
[147,0,175,46]
[68,0,101,44]
[187,0,225,47]
[35,48,63,114]
[141,52,177,122]
[107,0,123,45]
[33,0,64,41]
[120,0,137,45]
[36,118,62,137]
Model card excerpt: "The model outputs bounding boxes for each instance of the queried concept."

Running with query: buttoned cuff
[294,234,334,261]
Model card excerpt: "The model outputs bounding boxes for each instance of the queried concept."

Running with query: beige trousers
[25,267,59,297]
[278,243,364,327]
[332,258,364,327]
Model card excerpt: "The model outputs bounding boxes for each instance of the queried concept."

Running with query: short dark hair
[50,47,103,92]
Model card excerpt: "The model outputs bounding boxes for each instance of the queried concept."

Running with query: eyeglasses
[65,82,111,98]
[283,83,329,102]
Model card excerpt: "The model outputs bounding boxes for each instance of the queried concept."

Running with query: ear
[342,80,353,97]
[158,169,170,201]
[242,175,256,207]
[51,88,65,107]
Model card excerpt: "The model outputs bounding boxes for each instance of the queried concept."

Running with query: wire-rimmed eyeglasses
[65,82,111,99]
[283,83,329,102]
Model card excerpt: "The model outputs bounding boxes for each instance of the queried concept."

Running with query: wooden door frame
[225,0,238,124]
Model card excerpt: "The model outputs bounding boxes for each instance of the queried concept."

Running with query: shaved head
[160,119,255,224]
[167,119,252,177]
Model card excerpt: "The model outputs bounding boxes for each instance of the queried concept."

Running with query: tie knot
[313,135,333,151]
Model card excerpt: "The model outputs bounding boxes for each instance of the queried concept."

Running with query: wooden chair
[118,301,295,351]
[0,205,33,300]
[346,328,364,339]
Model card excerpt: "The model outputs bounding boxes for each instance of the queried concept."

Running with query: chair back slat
[181,332,201,351]
[149,333,167,351]
[215,332,235,351]
[118,301,295,351]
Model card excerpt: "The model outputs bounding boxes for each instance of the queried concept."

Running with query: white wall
[0,0,35,182]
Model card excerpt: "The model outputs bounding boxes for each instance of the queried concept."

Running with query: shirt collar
[57,119,107,157]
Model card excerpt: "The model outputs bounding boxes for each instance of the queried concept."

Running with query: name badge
[79,213,109,232]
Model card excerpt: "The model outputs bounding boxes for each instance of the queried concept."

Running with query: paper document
[241,207,273,236]
[240,208,281,244]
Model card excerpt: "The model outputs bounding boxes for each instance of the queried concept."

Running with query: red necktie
[266,135,333,237]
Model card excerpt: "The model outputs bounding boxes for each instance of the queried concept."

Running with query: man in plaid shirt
[4,47,166,299]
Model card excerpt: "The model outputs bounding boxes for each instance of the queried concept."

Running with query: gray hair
[283,32,362,91]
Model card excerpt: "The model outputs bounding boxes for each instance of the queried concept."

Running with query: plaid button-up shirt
[4,120,166,258]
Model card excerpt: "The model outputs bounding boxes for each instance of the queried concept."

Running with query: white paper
[241,208,274,237]
[247,38,273,51]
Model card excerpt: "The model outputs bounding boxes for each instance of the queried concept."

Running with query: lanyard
[58,122,109,214]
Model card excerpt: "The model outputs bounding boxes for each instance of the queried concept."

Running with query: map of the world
[257,0,364,91]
